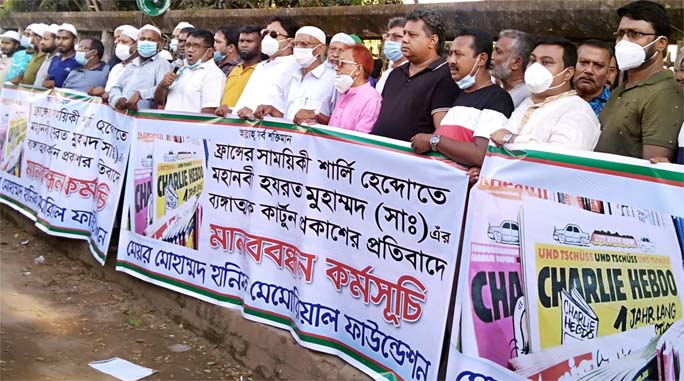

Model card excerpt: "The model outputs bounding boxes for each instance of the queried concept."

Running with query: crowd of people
[1,0,682,173]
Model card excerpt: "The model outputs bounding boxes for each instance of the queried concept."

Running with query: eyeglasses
[261,29,288,39]
[613,29,657,41]
[185,42,210,51]
[335,59,358,69]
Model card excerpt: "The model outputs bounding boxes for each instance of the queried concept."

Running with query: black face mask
[239,49,260,61]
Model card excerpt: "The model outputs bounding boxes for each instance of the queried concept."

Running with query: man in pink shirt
[328,44,382,133]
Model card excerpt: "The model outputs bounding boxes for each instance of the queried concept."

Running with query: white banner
[0,85,131,263]
[116,112,470,381]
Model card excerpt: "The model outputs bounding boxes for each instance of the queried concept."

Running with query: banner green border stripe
[3,83,95,101]
[488,146,684,183]
[117,260,401,381]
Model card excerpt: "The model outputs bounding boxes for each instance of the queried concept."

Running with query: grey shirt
[109,53,173,110]
[33,53,57,87]
[508,82,531,109]
[63,62,110,93]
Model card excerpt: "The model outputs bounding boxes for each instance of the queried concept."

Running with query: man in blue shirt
[574,39,613,116]
[44,23,81,89]
[63,39,110,93]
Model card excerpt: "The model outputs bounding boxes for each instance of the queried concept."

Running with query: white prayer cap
[25,24,38,34]
[1,30,21,42]
[295,26,326,45]
[158,49,173,61]
[28,23,48,37]
[46,24,60,36]
[330,32,355,46]
[57,23,78,37]
[138,24,162,37]
[117,25,139,41]
[173,22,194,32]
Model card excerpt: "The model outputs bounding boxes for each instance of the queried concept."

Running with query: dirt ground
[0,218,254,381]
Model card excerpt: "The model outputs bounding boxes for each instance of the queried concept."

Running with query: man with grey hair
[490,29,534,107]
[376,17,408,94]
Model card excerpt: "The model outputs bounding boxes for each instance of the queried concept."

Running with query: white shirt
[505,91,601,150]
[105,62,125,92]
[376,60,407,95]
[32,53,57,87]
[165,59,225,113]
[234,55,299,112]
[282,63,336,120]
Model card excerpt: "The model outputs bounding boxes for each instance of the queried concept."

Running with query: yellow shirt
[220,62,258,108]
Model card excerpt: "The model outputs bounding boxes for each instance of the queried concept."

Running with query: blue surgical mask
[20,35,33,49]
[75,51,89,65]
[137,40,158,58]
[213,50,226,62]
[383,40,403,62]
[455,60,480,90]
[182,57,203,71]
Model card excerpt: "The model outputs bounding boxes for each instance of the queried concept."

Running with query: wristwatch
[430,134,441,152]
[503,133,514,144]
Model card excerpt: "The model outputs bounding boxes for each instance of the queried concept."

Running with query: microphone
[172,60,183,74]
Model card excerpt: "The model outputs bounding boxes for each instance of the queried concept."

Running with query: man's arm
[641,87,683,160]
[154,72,176,107]
[643,145,674,161]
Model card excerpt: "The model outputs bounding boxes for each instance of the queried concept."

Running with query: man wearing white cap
[326,32,354,70]
[7,25,38,84]
[1,31,22,86]
[254,25,336,125]
[108,24,134,67]
[32,24,60,87]
[19,24,49,85]
[109,24,172,111]
[89,25,138,100]
[44,23,81,88]
[170,22,194,53]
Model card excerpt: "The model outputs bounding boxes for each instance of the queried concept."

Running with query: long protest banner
[448,145,684,380]
[0,84,131,263]
[115,111,470,381]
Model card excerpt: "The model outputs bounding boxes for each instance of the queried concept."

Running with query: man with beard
[213,26,241,76]
[574,40,613,116]
[32,24,60,87]
[43,23,81,89]
[490,29,534,108]
[215,25,262,115]
[156,29,225,114]
[0,31,22,86]
[595,0,683,161]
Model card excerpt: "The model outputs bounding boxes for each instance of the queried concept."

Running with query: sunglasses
[261,29,288,39]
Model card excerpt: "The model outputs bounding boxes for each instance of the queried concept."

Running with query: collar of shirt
[346,81,372,96]
[220,57,241,67]
[77,61,107,72]
[518,90,577,131]
[398,56,448,77]
[618,69,675,93]
[133,53,161,67]
[293,62,326,81]
[591,86,611,104]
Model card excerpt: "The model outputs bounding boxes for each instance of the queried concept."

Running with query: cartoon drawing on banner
[511,296,528,358]
[560,288,599,345]
[487,220,520,245]
[1,109,27,176]
[552,224,590,246]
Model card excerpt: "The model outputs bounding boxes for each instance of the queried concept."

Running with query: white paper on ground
[89,357,157,381]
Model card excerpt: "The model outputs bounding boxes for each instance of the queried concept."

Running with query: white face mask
[261,35,280,57]
[335,74,354,93]
[115,43,133,61]
[169,38,179,52]
[524,62,569,94]
[293,46,319,68]
[614,37,661,71]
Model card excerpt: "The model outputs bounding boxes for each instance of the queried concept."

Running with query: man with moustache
[18,24,48,85]
[43,23,81,89]
[411,28,513,168]
[574,40,614,116]
[32,24,60,87]
[156,29,225,114]
[215,25,263,115]
[490,29,535,108]
[0,31,21,86]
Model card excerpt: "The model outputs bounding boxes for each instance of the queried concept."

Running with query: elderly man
[371,9,459,141]
[170,21,194,54]
[490,37,600,150]
[92,25,138,100]
[18,24,48,85]
[109,24,172,111]
[490,29,535,108]
[326,32,354,70]
[32,24,60,87]
[216,25,263,114]
[254,26,336,125]
[44,23,81,89]
[232,16,300,120]
[574,40,614,116]
[63,39,110,93]
[595,0,683,161]
[213,27,241,76]
[0,31,22,86]
[377,17,408,95]
[156,29,225,114]
[411,28,513,167]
